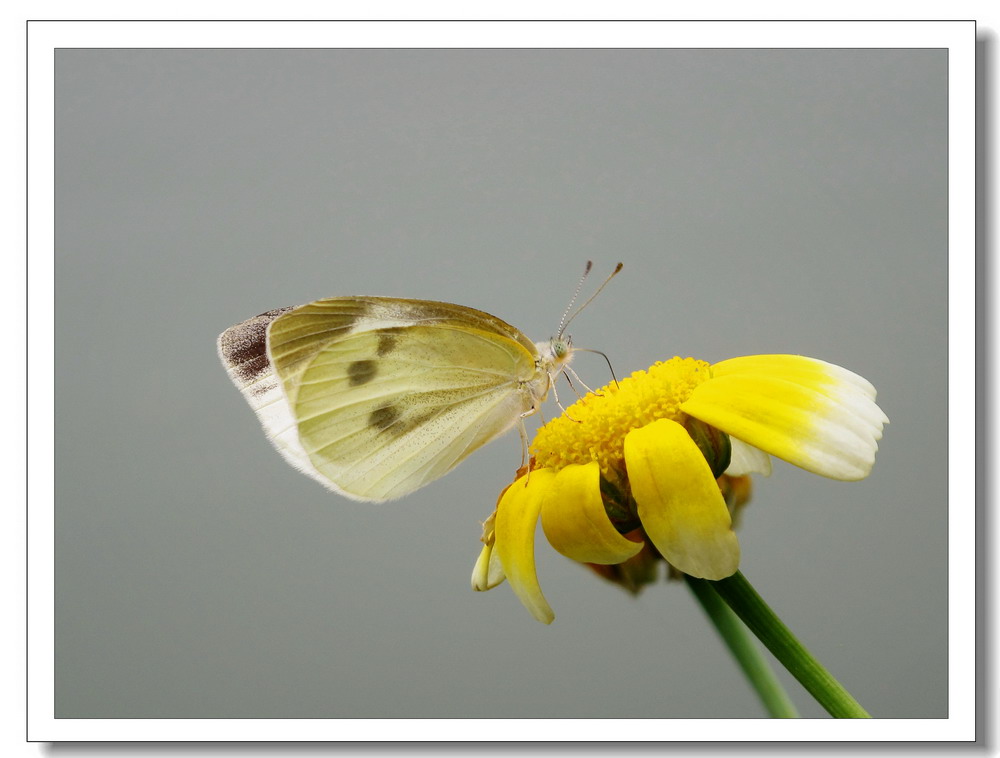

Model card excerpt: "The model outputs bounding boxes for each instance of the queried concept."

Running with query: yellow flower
[471,355,888,624]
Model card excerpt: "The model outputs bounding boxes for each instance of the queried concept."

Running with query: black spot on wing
[369,406,439,436]
[369,405,401,431]
[376,327,407,357]
[348,359,378,386]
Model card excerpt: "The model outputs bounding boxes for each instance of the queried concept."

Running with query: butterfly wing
[219,297,544,502]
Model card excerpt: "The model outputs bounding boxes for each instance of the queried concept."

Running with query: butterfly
[217,263,621,502]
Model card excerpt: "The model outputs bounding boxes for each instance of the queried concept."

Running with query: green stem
[686,575,800,718]
[708,570,871,718]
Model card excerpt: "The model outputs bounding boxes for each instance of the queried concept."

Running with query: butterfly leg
[563,365,597,397]
[516,416,529,469]
[549,373,581,422]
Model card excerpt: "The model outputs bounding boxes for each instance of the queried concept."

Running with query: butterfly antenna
[556,261,593,339]
[558,262,624,339]
[574,347,620,389]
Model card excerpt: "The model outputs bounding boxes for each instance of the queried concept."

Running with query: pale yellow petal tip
[532,604,556,625]
[668,532,741,581]
[804,394,887,481]
[471,543,505,592]
[725,437,772,477]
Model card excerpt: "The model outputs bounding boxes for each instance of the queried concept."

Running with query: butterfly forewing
[264,297,544,501]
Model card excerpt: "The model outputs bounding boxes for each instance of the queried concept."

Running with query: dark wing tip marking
[218,306,294,387]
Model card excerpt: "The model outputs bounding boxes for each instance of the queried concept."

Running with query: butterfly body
[218,296,573,502]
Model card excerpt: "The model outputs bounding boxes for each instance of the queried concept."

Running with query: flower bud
[683,416,732,478]
[718,473,753,529]
[584,530,661,595]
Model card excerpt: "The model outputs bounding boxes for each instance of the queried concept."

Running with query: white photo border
[26,18,976,743]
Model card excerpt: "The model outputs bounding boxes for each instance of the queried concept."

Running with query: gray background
[54,49,947,719]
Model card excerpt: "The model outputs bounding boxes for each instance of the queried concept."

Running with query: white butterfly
[217,265,621,502]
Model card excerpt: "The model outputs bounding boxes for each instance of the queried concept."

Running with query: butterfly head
[536,336,575,375]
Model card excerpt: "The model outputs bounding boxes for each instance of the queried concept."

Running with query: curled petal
[471,542,505,591]
[624,419,740,580]
[494,470,557,624]
[683,355,888,481]
[471,510,504,591]
[726,436,772,477]
[541,463,644,565]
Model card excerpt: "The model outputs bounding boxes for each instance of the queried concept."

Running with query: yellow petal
[682,355,887,481]
[711,354,879,400]
[494,470,557,624]
[624,419,740,580]
[540,463,645,565]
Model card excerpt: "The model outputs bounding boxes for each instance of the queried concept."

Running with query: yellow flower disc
[531,357,712,476]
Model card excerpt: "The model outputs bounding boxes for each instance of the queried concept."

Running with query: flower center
[531,357,713,477]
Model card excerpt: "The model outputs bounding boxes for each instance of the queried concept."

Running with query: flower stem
[685,575,799,718]
[708,570,871,718]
